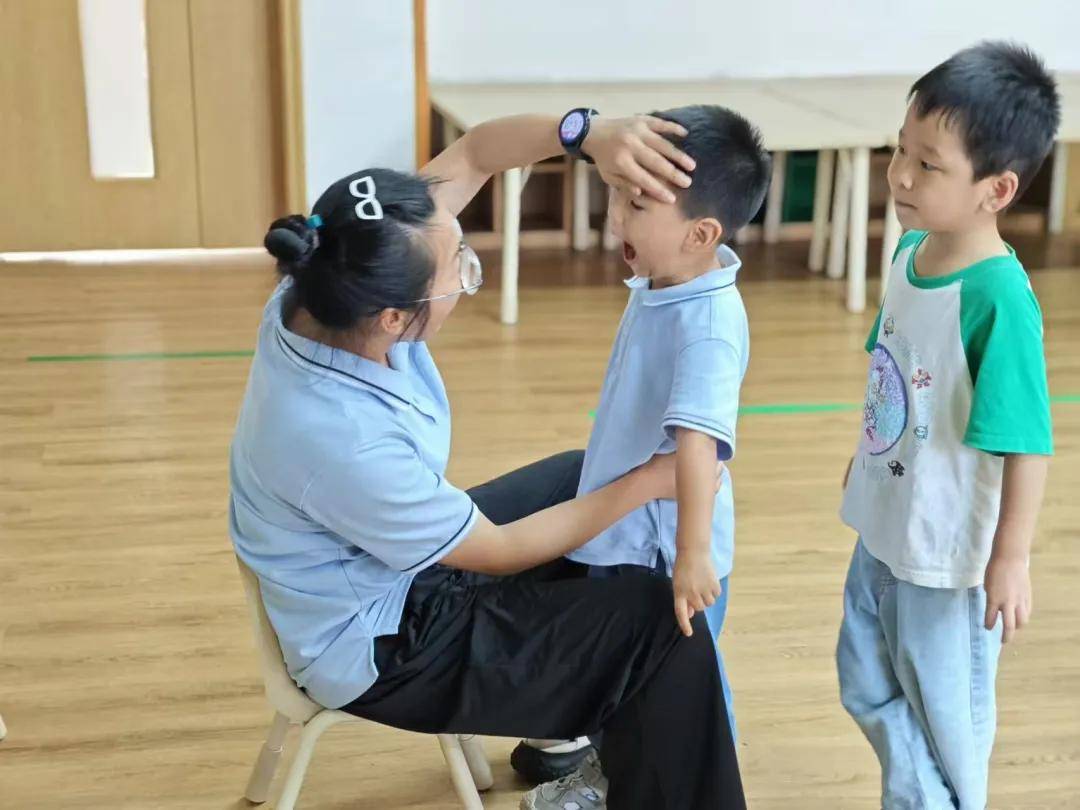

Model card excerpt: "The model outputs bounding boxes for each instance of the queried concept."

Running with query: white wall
[295,0,1076,209]
[300,1,415,209]
[429,0,1079,82]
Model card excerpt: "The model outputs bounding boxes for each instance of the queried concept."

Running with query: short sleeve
[865,305,883,354]
[662,338,743,461]
[962,278,1053,455]
[302,436,478,573]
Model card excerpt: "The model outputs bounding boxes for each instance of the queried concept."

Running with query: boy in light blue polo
[515,104,771,794]
[573,104,770,726]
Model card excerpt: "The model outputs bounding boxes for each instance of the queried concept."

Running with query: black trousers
[343,451,745,809]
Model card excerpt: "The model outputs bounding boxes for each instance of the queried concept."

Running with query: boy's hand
[584,116,695,204]
[984,553,1032,643]
[673,549,722,637]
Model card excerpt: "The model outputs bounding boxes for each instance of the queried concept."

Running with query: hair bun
[264,215,319,264]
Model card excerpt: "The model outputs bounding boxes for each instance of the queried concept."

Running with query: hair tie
[305,215,322,251]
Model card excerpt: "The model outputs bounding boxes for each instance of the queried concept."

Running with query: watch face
[560,111,586,144]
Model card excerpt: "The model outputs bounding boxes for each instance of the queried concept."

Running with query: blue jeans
[837,540,1002,810]
[591,563,736,740]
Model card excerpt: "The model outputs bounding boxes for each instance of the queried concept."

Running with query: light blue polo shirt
[229,280,478,709]
[567,245,748,578]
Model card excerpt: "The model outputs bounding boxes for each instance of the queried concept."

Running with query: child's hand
[673,550,722,637]
[984,554,1032,643]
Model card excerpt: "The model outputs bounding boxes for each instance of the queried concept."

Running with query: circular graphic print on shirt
[861,343,908,456]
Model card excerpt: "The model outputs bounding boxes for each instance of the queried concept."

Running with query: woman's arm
[420,114,696,216]
[442,453,722,576]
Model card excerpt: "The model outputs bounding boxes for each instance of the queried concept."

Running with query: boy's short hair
[909,41,1060,195]
[652,105,772,240]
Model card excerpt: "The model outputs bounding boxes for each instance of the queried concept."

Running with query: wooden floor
[2,240,1079,809]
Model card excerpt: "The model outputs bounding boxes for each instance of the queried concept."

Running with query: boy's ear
[687,217,724,250]
[982,170,1019,214]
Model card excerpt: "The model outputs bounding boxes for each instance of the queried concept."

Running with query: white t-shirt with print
[841,231,1052,589]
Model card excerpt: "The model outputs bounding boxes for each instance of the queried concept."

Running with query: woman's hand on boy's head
[584,116,695,204]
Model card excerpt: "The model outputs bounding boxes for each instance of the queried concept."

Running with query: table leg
[1049,141,1068,234]
[763,151,787,244]
[501,168,522,325]
[846,147,870,313]
[880,193,902,301]
[572,160,591,251]
[827,150,852,280]
[809,149,835,272]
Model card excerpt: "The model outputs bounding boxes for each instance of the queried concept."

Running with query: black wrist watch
[559,108,599,163]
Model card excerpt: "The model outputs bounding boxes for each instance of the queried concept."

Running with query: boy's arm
[673,428,724,637]
[984,454,1048,642]
[420,114,694,217]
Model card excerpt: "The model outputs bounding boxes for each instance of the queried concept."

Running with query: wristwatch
[559,108,599,163]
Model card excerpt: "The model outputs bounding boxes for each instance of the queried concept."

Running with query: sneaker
[511,737,594,783]
[519,750,607,810]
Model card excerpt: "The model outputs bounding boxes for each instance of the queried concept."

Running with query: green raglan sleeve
[961,271,1053,455]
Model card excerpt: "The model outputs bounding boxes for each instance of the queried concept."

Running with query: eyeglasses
[415,237,483,303]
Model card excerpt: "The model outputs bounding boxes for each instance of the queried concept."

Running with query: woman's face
[411,204,474,339]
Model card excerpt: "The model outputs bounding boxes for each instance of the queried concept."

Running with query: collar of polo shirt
[275,311,439,419]
[624,244,742,307]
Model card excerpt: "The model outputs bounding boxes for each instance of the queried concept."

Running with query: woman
[229,111,744,809]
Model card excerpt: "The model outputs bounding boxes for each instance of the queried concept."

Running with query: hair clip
[349,176,384,221]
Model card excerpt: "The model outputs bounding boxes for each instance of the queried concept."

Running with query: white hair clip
[349,175,384,221]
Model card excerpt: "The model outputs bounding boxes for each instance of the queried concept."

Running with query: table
[765,74,1080,295]
[1050,76,1080,234]
[761,76,914,299]
[433,75,1079,323]
[432,81,884,322]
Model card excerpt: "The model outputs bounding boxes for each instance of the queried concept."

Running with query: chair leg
[438,734,484,810]
[277,711,353,810]
[459,735,494,791]
[245,712,292,803]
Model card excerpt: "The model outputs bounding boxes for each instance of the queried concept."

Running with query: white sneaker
[519,750,607,810]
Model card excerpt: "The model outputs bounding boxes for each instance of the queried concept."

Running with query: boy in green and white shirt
[837,42,1057,810]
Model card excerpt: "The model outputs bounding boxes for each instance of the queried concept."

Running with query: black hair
[909,41,1060,195]
[651,105,772,240]
[264,168,438,332]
